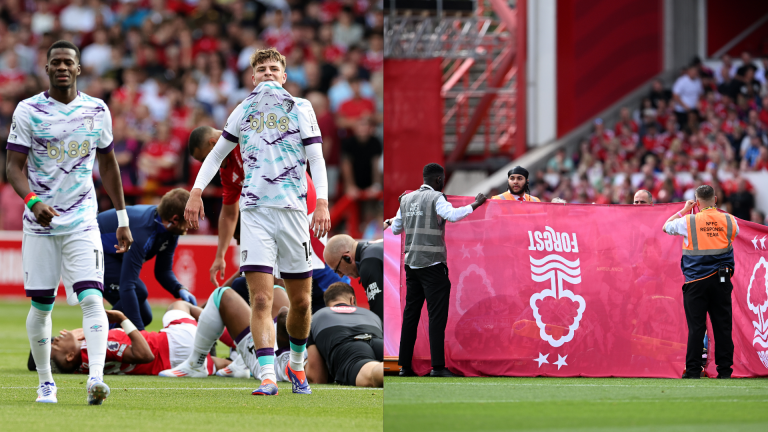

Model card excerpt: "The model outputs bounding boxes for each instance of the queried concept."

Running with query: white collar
[420,184,435,191]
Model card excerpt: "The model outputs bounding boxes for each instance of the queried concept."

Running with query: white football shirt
[6,91,113,235]
[220,81,322,213]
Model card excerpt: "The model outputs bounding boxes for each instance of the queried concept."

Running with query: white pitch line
[388,382,767,389]
[1,386,383,391]
[385,398,768,405]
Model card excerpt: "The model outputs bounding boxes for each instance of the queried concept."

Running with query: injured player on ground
[29,287,302,381]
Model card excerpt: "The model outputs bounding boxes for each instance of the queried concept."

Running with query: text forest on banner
[385,197,768,378]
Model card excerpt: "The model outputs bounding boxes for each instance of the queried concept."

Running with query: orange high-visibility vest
[492,192,541,202]
[681,209,737,283]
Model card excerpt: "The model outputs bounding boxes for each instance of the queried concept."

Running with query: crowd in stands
[0,0,383,237]
[517,53,768,226]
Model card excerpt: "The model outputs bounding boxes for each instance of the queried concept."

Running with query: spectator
[333,7,364,49]
[340,118,382,198]
[80,29,112,76]
[337,77,375,131]
[60,0,96,33]
[729,178,755,221]
[672,64,703,129]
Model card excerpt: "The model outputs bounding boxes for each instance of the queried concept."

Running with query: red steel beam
[447,0,518,163]
[514,0,527,159]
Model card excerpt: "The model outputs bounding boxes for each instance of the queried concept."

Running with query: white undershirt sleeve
[305,143,328,200]
[192,136,237,191]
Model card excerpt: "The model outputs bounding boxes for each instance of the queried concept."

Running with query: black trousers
[399,264,451,369]
[683,272,734,377]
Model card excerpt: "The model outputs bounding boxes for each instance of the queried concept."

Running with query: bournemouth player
[5,41,133,404]
[187,126,345,314]
[185,48,330,396]
[491,166,541,202]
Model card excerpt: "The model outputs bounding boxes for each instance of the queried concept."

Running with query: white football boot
[158,359,208,378]
[86,377,110,405]
[215,355,251,378]
[36,382,57,403]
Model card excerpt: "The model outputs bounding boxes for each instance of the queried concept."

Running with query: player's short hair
[188,126,215,156]
[249,47,286,71]
[422,163,444,180]
[324,282,356,306]
[695,185,715,201]
[158,188,190,221]
[47,40,80,62]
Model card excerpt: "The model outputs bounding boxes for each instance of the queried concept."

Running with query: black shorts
[333,338,383,386]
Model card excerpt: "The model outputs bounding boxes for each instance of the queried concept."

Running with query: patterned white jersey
[221,81,322,213]
[6,91,113,235]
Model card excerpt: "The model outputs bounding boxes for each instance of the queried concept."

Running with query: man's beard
[508,183,525,195]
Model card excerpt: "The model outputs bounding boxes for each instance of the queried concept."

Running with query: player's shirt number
[47,140,91,163]
[247,113,290,133]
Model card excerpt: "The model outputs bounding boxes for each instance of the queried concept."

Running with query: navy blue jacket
[99,205,183,299]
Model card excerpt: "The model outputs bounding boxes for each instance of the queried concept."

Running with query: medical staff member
[662,185,738,379]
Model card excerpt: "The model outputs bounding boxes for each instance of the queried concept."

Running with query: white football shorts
[22,230,104,304]
[161,309,199,368]
[239,207,312,279]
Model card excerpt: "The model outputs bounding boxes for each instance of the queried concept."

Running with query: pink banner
[384,197,768,378]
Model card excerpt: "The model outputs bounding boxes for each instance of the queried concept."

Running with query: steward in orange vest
[663,185,739,379]
[491,166,541,202]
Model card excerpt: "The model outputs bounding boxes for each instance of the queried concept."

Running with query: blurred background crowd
[494,54,768,226]
[0,0,383,238]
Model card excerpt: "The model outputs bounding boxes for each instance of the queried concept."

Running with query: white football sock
[27,305,53,385]
[260,364,276,383]
[80,294,108,380]
[189,291,226,368]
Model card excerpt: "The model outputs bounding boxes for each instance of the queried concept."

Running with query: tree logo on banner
[747,257,768,368]
[528,227,586,348]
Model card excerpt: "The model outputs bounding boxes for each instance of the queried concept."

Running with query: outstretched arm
[97,149,133,253]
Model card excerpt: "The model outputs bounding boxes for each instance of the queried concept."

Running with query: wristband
[120,319,137,335]
[24,192,42,210]
[677,212,683,218]
[116,209,129,227]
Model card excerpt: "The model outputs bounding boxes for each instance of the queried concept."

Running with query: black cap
[507,166,529,179]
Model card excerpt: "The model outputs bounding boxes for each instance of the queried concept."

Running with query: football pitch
[0,300,382,432]
[384,376,768,432]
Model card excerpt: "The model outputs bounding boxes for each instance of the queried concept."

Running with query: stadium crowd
[497,54,767,226]
[0,0,384,237]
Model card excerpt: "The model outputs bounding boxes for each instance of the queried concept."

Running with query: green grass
[384,376,768,432]
[0,300,382,432]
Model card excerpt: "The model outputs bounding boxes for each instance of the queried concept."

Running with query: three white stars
[535,353,568,369]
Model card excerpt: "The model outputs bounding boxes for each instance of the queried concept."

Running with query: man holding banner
[390,163,488,377]
[663,185,738,379]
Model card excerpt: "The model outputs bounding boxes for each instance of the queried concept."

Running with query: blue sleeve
[154,236,183,297]
[313,264,350,292]
[118,241,150,330]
